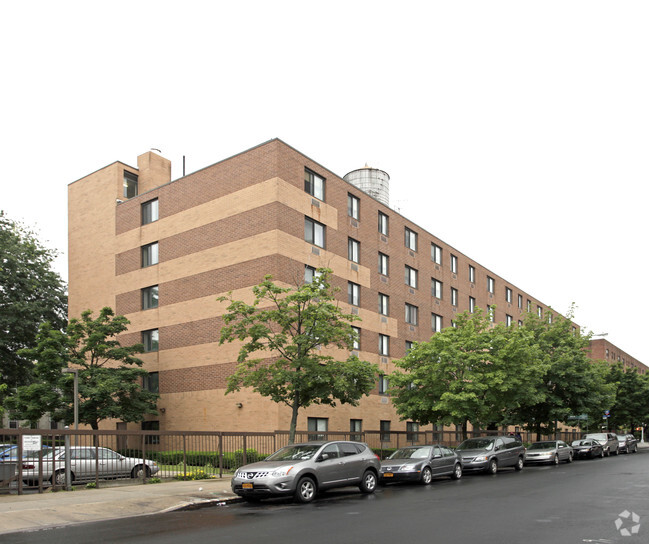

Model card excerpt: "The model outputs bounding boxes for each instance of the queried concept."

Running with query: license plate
[383,473,393,478]
[242,483,253,489]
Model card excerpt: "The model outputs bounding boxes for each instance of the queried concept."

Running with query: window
[432,313,442,332]
[537,305,543,317]
[518,294,523,309]
[141,242,159,267]
[527,299,532,312]
[431,243,442,265]
[304,265,320,283]
[348,282,360,306]
[142,285,159,310]
[406,422,419,442]
[379,334,390,356]
[348,193,360,219]
[350,419,362,441]
[378,212,389,236]
[405,340,414,353]
[307,417,328,441]
[404,227,417,251]
[379,293,389,316]
[469,296,476,313]
[380,420,391,442]
[142,329,159,352]
[405,303,418,326]
[142,421,160,444]
[348,238,360,263]
[143,372,159,393]
[141,199,159,225]
[548,313,553,324]
[469,264,475,283]
[505,287,512,303]
[405,265,418,288]
[432,278,442,299]
[378,252,389,276]
[487,306,495,322]
[450,254,458,274]
[378,375,389,395]
[506,315,513,327]
[304,169,325,200]
[351,326,361,350]
[305,217,325,248]
[487,276,495,294]
[451,287,458,306]
[123,171,138,198]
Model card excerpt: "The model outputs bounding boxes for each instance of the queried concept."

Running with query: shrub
[174,470,213,481]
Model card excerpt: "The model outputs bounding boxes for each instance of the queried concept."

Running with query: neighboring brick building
[67,138,644,434]
[589,338,646,375]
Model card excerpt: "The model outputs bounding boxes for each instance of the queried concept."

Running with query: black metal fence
[0,427,583,494]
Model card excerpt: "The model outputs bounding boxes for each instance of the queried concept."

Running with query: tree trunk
[462,420,469,441]
[288,397,300,445]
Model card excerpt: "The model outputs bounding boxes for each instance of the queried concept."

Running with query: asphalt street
[6,450,648,544]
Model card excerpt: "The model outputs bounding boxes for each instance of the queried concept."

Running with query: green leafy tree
[0,211,67,395]
[218,269,378,444]
[604,364,649,433]
[509,308,614,440]
[5,307,158,429]
[390,308,546,439]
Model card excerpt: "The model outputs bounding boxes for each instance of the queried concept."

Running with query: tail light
[22,464,35,470]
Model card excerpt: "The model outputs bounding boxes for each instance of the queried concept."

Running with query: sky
[2,1,647,364]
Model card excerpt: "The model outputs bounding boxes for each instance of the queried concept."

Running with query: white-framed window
[405,303,418,326]
[451,287,458,307]
[405,265,418,288]
[487,276,495,294]
[450,254,458,274]
[141,198,159,225]
[141,242,159,267]
[431,243,442,265]
[527,299,532,312]
[379,293,389,316]
[142,329,159,352]
[123,171,138,198]
[305,169,325,200]
[378,212,389,236]
[432,278,443,299]
[305,217,325,248]
[537,305,543,317]
[351,326,361,350]
[348,282,360,306]
[348,193,360,220]
[518,294,523,309]
[379,334,390,356]
[141,285,159,310]
[506,315,513,327]
[348,238,360,263]
[432,313,442,332]
[469,264,475,283]
[378,252,389,276]
[404,227,417,251]
[378,375,389,395]
[304,265,321,283]
[505,287,512,303]
[487,306,495,322]
[469,296,476,313]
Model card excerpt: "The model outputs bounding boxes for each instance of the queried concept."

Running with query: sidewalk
[0,476,238,535]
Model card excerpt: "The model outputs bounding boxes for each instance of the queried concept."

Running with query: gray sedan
[380,444,462,485]
[231,440,381,503]
[524,440,573,465]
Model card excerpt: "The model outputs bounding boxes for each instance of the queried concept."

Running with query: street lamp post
[62,368,79,430]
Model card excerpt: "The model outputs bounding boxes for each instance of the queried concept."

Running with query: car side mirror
[318,453,329,462]
[495,445,502,452]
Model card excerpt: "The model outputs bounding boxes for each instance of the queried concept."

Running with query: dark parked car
[456,436,525,474]
[616,434,638,453]
[571,439,604,459]
[379,444,462,485]
[583,433,619,456]
[524,440,573,465]
[231,441,381,503]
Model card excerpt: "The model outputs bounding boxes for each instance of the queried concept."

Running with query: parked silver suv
[231,440,380,503]
[583,433,619,456]
[456,436,525,474]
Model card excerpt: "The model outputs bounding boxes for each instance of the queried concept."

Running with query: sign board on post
[22,435,41,451]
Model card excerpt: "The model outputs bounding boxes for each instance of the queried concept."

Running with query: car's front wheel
[486,458,498,475]
[359,470,377,493]
[131,465,151,479]
[553,454,560,465]
[294,476,317,504]
[451,463,462,480]
[52,470,69,487]
[420,466,432,485]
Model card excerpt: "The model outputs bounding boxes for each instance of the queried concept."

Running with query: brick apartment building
[66,138,643,435]
[589,338,646,375]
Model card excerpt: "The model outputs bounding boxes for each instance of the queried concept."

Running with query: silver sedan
[524,440,573,465]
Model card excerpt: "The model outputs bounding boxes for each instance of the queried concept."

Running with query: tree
[5,307,158,429]
[218,269,378,444]
[0,211,67,395]
[390,308,546,439]
[604,364,649,433]
[509,308,614,440]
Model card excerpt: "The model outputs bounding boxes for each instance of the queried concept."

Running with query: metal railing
[0,427,583,494]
